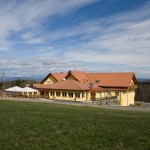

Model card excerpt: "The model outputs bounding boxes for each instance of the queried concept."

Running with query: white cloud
[35,1,150,78]
[0,0,150,78]
[0,0,96,49]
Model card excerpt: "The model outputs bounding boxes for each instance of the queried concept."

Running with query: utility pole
[2,72,5,96]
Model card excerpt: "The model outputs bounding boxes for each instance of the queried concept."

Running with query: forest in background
[135,81,150,102]
[0,79,38,90]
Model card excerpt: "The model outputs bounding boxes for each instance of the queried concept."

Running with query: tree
[0,82,3,89]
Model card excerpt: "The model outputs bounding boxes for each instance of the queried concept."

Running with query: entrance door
[91,92,96,100]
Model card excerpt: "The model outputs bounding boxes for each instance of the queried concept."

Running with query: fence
[92,96,119,106]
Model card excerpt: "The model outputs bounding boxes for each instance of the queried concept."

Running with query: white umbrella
[22,87,38,92]
[5,86,23,92]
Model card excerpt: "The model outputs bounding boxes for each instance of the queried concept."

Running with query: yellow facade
[42,90,88,101]
[116,90,135,106]
[89,89,135,106]
[41,89,135,106]
[95,91,116,99]
[66,75,78,81]
[119,91,127,106]
[127,90,135,106]
[43,75,57,84]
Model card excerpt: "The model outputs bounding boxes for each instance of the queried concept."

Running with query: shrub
[130,101,144,106]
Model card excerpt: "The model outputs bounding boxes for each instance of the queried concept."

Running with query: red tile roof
[37,80,90,91]
[41,72,67,83]
[89,83,127,92]
[66,71,136,88]
[52,73,67,81]
[66,71,89,82]
[41,71,136,89]
[90,84,105,92]
[87,72,135,87]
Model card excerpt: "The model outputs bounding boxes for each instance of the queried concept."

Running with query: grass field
[0,100,150,150]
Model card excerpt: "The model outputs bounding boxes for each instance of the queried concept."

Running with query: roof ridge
[87,72,134,74]
[71,71,89,82]
[71,80,88,91]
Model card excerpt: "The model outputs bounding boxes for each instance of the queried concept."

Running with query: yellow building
[36,71,137,106]
[41,72,67,84]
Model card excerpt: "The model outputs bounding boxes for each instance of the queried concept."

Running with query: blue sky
[0,0,150,78]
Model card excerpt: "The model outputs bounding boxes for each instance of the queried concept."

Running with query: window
[107,92,111,96]
[69,92,73,97]
[75,93,80,98]
[115,92,119,96]
[62,92,67,97]
[41,92,44,96]
[47,81,51,84]
[82,93,84,98]
[95,80,100,84]
[56,92,60,97]
[50,91,54,96]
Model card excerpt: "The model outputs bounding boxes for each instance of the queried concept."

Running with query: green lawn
[0,100,149,150]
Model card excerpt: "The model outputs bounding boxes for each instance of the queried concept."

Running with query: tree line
[0,79,38,91]
[135,81,150,102]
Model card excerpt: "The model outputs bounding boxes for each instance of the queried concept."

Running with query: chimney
[89,83,93,88]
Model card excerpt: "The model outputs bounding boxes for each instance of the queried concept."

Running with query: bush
[130,101,144,106]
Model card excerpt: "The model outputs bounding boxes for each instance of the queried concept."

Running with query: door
[91,92,96,100]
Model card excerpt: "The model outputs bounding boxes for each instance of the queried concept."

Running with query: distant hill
[5,76,43,82]
[137,78,150,83]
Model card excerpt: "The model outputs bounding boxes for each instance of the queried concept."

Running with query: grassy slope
[0,100,149,150]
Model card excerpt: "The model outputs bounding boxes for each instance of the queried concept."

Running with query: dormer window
[95,80,100,84]
[47,81,51,84]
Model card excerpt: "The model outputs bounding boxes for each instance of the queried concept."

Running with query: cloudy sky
[0,0,150,79]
